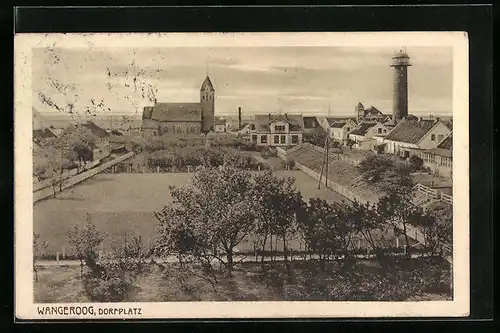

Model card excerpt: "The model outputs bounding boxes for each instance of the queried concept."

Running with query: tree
[377,192,425,258]
[251,171,303,266]
[37,144,77,197]
[33,232,48,282]
[303,127,328,147]
[155,167,256,276]
[66,212,108,278]
[409,155,424,171]
[420,203,453,258]
[296,199,356,272]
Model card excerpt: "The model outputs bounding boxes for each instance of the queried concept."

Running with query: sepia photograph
[15,32,469,319]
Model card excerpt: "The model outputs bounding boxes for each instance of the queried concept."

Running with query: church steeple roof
[200,76,214,91]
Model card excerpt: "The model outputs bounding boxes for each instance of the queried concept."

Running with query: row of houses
[33,120,112,163]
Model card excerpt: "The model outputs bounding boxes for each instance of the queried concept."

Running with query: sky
[32,46,453,118]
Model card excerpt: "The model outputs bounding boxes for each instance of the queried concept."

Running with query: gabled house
[33,128,57,147]
[348,122,377,150]
[250,113,304,147]
[411,132,453,179]
[328,118,357,144]
[79,121,111,162]
[383,118,452,158]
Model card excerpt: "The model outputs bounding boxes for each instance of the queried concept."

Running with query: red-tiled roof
[385,119,438,144]
[81,121,109,138]
[150,103,202,122]
[437,133,452,149]
[350,122,376,136]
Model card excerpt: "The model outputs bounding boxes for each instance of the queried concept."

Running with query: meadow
[34,171,354,256]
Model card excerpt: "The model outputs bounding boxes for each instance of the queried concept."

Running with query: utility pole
[318,135,329,189]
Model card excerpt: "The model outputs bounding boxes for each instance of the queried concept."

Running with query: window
[383,129,387,133]
[164,126,169,133]
[261,135,267,144]
[378,128,382,134]
[252,135,258,142]
[431,134,436,141]
[275,125,286,131]
[280,135,286,144]
[438,134,444,142]
[291,135,299,144]
[346,127,351,132]
[274,135,280,144]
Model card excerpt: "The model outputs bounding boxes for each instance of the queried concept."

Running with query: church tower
[200,76,215,133]
[355,102,365,122]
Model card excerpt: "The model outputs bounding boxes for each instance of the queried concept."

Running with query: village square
[32,47,454,303]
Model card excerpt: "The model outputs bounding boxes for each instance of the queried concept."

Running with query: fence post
[156,166,160,173]
[56,252,60,265]
[396,237,399,249]
[62,246,66,259]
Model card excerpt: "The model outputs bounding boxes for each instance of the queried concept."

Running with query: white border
[14,32,469,319]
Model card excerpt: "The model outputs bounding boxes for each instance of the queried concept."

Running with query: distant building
[32,128,57,147]
[80,121,111,162]
[250,113,304,147]
[348,121,377,150]
[303,116,323,132]
[141,76,215,138]
[214,117,227,133]
[32,108,45,130]
[383,118,452,158]
[355,102,392,123]
[328,118,357,144]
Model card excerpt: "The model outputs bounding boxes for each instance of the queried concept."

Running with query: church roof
[200,76,214,91]
[150,102,202,122]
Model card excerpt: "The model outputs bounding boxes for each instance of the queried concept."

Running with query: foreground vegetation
[34,164,452,302]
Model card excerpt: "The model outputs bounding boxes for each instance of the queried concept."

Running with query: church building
[142,76,215,137]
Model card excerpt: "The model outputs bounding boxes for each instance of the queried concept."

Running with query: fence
[33,160,100,192]
[33,152,135,203]
[294,161,427,246]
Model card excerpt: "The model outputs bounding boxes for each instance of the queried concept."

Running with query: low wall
[34,152,135,203]
[276,147,287,160]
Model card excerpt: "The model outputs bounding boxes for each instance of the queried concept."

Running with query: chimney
[238,107,242,129]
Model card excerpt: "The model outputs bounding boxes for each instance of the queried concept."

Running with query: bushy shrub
[409,155,424,171]
[83,267,135,302]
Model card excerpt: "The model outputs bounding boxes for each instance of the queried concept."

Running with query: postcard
[15,31,469,319]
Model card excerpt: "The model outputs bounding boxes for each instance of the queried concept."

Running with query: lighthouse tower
[390,49,412,123]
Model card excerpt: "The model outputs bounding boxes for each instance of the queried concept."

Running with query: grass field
[34,171,351,255]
